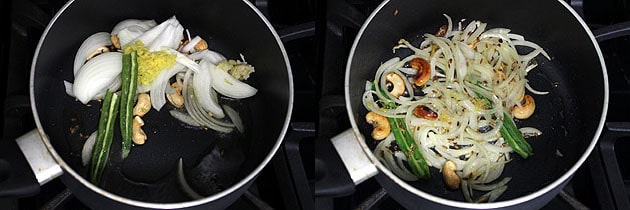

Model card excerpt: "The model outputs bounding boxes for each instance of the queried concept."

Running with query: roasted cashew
[132,116,147,145]
[410,58,431,86]
[194,39,208,52]
[385,72,405,98]
[86,46,110,61]
[365,111,391,140]
[442,160,461,190]
[133,93,151,117]
[435,25,448,37]
[512,94,535,119]
[167,82,184,108]
[111,34,121,50]
[413,105,438,120]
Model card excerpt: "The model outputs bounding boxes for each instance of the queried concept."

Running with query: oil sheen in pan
[62,95,253,203]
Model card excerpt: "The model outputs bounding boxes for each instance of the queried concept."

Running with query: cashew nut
[133,93,151,117]
[385,72,405,98]
[413,105,438,120]
[435,25,448,37]
[86,46,110,61]
[365,111,391,140]
[442,160,461,190]
[194,39,208,52]
[512,94,535,119]
[132,116,147,145]
[167,82,184,108]
[111,34,121,50]
[410,58,431,86]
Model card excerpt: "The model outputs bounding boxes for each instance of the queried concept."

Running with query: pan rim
[29,0,294,208]
[343,0,609,208]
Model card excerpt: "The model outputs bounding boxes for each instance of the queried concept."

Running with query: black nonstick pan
[341,0,608,209]
[1,0,293,209]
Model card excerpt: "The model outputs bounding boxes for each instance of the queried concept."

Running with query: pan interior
[32,0,290,203]
[347,0,605,203]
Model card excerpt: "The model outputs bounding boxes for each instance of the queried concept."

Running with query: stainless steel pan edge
[342,0,609,209]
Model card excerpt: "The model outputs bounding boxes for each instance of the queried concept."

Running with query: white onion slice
[111,19,156,35]
[470,177,511,191]
[92,78,122,101]
[519,127,543,138]
[183,70,233,133]
[177,158,204,200]
[181,36,202,53]
[194,61,225,118]
[188,49,227,65]
[81,131,97,166]
[169,110,200,127]
[73,32,111,75]
[169,49,200,73]
[222,105,244,133]
[135,16,183,52]
[525,83,549,95]
[209,64,257,99]
[73,52,122,104]
[150,64,186,111]
[64,80,74,97]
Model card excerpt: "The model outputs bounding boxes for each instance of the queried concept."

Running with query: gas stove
[2,0,630,210]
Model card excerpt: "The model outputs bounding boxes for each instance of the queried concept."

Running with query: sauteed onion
[364,14,550,202]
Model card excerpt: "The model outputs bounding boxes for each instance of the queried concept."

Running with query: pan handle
[0,129,63,198]
[330,129,378,185]
[15,130,64,186]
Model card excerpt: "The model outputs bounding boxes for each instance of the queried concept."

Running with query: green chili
[371,81,430,179]
[500,112,533,159]
[120,51,138,159]
[90,90,120,185]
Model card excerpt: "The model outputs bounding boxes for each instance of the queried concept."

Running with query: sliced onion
[476,185,508,202]
[112,19,157,48]
[73,52,122,104]
[92,77,122,100]
[81,131,98,166]
[222,105,244,133]
[169,49,200,73]
[149,64,185,111]
[188,49,227,65]
[135,16,183,52]
[111,19,156,35]
[177,158,204,200]
[194,60,224,118]
[182,70,233,133]
[209,64,257,99]
[519,127,542,138]
[181,36,201,53]
[117,27,148,47]
[525,83,549,95]
[64,80,74,97]
[73,32,111,75]
[470,177,511,191]
[169,110,200,127]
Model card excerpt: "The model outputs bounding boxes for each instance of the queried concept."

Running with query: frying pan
[1,0,293,209]
[338,0,608,209]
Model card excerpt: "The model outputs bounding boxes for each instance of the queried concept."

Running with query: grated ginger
[124,41,176,85]
[215,59,255,81]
